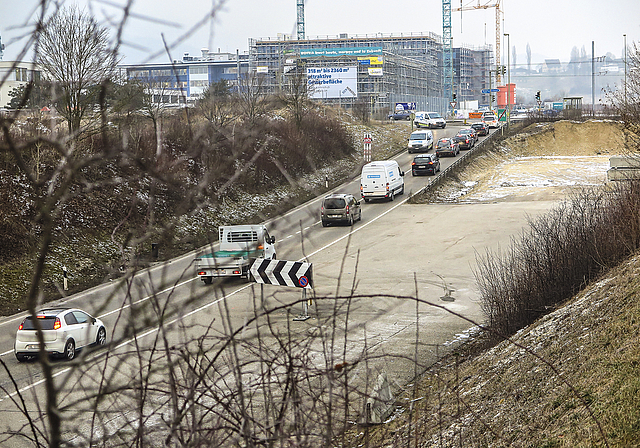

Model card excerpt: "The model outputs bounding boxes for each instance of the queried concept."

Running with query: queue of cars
[322,120,490,227]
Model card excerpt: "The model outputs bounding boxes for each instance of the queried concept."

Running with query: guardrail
[414,128,504,197]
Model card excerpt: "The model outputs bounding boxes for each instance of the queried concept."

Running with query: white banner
[307,66,357,99]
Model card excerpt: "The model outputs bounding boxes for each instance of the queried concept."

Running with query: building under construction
[249,32,493,117]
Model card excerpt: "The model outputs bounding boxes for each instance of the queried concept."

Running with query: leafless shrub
[476,180,640,338]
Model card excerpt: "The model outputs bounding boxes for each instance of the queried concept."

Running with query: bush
[476,180,640,339]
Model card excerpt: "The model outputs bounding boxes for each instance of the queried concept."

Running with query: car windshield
[324,198,346,209]
[437,140,450,147]
[410,133,427,140]
[460,129,472,134]
[414,157,432,163]
[428,113,442,119]
[21,316,57,330]
[483,114,496,120]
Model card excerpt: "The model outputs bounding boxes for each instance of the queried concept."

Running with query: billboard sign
[368,67,383,76]
[301,47,383,58]
[307,66,357,99]
[358,56,384,66]
[394,102,416,112]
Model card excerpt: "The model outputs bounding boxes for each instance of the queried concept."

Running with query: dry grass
[344,252,640,448]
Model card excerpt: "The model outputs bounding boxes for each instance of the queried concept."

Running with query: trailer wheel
[203,276,212,285]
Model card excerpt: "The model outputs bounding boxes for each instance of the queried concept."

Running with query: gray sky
[1,0,639,65]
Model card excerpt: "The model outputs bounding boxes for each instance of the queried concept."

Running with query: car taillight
[411,162,416,166]
[53,318,61,330]
[198,271,206,276]
[346,205,349,213]
[18,323,23,330]
[386,182,390,191]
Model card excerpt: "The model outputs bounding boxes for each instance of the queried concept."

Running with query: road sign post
[363,133,372,162]
[250,258,314,320]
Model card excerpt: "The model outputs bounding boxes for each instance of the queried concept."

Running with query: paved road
[0,123,549,444]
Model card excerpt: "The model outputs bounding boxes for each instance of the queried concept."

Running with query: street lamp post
[504,33,510,127]
[624,34,627,105]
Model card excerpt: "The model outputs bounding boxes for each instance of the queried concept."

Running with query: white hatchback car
[15,308,107,362]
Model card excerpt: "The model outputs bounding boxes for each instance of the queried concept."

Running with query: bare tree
[198,79,237,127]
[36,5,119,135]
[236,70,268,124]
[279,63,310,129]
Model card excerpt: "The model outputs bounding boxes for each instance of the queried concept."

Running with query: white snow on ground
[457,155,611,202]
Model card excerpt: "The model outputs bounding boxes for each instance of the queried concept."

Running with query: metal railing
[412,128,504,198]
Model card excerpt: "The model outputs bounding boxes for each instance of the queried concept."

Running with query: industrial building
[249,32,493,117]
[0,61,41,109]
[114,32,493,116]
[118,49,250,105]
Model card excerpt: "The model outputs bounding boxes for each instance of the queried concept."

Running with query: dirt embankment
[432,120,628,203]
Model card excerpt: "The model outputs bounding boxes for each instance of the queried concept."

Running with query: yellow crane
[453,0,503,84]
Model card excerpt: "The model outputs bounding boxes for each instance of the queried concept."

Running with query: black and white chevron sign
[250,258,313,289]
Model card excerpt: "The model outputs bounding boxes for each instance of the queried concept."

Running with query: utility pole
[504,33,510,127]
[624,34,627,105]
[591,41,595,117]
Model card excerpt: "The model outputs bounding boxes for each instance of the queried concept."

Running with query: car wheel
[16,353,30,362]
[389,191,394,201]
[96,327,107,346]
[63,340,75,361]
[348,215,354,226]
[412,171,415,176]
[400,185,404,195]
[203,276,212,285]
[322,220,328,227]
[364,198,369,203]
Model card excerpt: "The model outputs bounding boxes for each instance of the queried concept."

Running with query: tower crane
[452,0,503,84]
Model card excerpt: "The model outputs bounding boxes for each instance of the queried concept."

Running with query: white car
[481,111,499,128]
[15,308,107,361]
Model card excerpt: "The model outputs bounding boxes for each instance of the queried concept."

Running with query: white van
[407,129,434,153]
[360,160,405,202]
[414,111,446,129]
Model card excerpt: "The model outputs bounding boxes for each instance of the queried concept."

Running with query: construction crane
[297,0,305,40]
[452,0,503,84]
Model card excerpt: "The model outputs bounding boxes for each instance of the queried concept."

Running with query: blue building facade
[119,50,250,105]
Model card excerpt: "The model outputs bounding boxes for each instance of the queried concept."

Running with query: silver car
[15,308,107,361]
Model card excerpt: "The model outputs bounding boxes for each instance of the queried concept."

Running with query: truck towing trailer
[195,225,276,283]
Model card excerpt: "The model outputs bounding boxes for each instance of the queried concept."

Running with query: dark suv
[411,154,440,176]
[471,122,489,136]
[321,194,362,227]
[454,131,475,150]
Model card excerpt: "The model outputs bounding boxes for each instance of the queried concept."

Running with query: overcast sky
[1,0,639,65]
